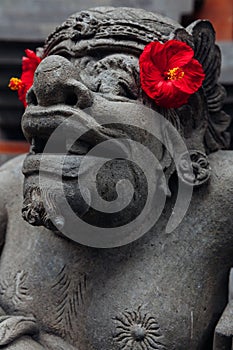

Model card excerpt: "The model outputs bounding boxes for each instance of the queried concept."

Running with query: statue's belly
[0,217,227,350]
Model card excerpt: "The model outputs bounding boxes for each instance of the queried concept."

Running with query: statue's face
[21,50,166,238]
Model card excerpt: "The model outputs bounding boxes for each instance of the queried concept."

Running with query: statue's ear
[186,20,231,153]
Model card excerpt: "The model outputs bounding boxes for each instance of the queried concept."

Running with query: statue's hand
[0,336,44,349]
[0,315,39,347]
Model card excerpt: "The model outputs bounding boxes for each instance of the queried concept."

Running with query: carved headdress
[44,7,181,57]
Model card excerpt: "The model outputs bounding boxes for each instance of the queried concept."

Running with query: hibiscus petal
[24,49,42,64]
[140,41,171,73]
[20,50,41,106]
[22,50,41,73]
[149,41,169,72]
[18,85,28,108]
[139,42,153,63]
[164,40,194,69]
[174,59,205,94]
[140,61,163,83]
[140,61,164,99]
[169,90,190,108]
[139,39,205,109]
[154,81,190,108]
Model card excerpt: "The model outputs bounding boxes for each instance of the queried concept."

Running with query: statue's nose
[27,55,93,109]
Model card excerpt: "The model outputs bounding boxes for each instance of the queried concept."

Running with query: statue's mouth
[21,105,161,233]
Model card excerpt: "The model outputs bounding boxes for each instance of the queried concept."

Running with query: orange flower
[8,77,23,91]
[9,49,42,107]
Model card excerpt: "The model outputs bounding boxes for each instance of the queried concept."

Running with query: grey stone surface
[213,268,233,348]
[0,6,232,350]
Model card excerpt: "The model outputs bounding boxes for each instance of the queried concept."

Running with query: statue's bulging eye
[96,81,102,92]
[76,55,140,100]
[118,80,138,100]
[95,76,138,100]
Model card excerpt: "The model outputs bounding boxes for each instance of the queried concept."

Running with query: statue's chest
[0,204,231,349]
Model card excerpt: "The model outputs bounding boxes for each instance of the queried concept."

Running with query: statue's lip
[22,105,130,163]
[23,153,95,179]
[22,105,81,140]
[22,105,107,140]
[22,105,123,155]
[23,138,131,177]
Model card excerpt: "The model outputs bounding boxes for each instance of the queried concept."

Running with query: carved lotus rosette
[113,307,165,350]
[177,150,211,186]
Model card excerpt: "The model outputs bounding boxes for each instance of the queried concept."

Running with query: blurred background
[0,0,232,164]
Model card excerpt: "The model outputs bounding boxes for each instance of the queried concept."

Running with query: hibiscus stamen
[8,77,24,91]
[166,67,184,81]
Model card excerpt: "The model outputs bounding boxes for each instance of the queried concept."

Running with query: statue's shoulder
[0,154,25,190]
[208,150,233,194]
[0,155,25,232]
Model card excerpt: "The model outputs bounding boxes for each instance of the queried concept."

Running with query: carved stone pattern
[44,9,178,56]
[0,315,38,346]
[22,186,59,230]
[171,22,231,154]
[186,21,231,152]
[190,150,211,186]
[22,187,47,227]
[44,11,99,55]
[51,265,87,339]
[93,21,164,42]
[0,270,33,307]
[113,307,166,350]
[178,150,211,186]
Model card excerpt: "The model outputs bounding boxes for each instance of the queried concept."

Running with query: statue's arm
[0,156,26,251]
[0,158,46,348]
[0,158,76,349]
[0,187,7,315]
[0,166,9,259]
[0,207,7,255]
[0,168,7,264]
[0,161,18,313]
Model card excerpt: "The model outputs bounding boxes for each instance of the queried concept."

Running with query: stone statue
[0,6,232,350]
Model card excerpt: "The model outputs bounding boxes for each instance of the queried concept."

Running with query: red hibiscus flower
[139,40,205,108]
[9,49,42,107]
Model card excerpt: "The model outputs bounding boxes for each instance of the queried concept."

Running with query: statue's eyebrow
[45,43,73,57]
